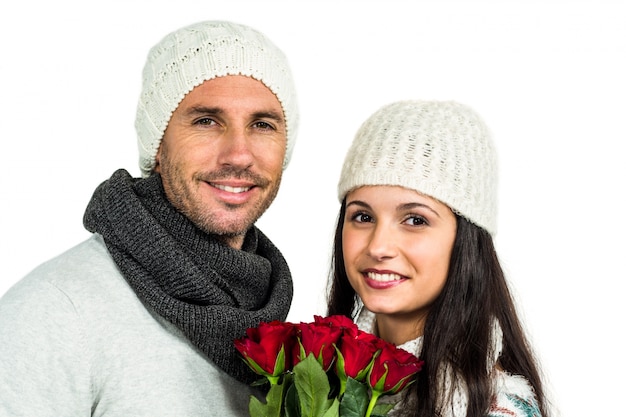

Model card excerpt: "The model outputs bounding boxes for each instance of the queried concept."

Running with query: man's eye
[253,121,274,130]
[195,117,216,126]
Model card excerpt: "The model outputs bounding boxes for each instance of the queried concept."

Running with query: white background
[1,1,624,416]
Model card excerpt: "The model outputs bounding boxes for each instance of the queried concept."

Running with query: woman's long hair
[327,200,549,417]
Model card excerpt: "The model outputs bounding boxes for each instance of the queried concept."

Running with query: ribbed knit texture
[136,20,299,176]
[338,100,498,235]
[83,169,293,383]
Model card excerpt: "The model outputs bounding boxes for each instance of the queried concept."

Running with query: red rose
[368,342,424,394]
[314,314,359,337]
[294,320,343,371]
[235,316,424,417]
[355,328,387,347]
[335,331,380,381]
[234,320,297,380]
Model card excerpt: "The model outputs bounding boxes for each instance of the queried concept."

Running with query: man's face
[154,75,287,249]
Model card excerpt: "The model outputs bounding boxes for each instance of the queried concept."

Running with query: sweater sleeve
[0,275,91,416]
[487,372,542,417]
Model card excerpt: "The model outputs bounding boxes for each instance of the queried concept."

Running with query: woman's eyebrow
[347,200,440,218]
[346,200,371,210]
[398,202,441,218]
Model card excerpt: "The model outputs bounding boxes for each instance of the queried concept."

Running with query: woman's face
[342,185,457,336]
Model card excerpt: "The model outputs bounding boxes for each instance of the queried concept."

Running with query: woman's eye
[404,216,428,226]
[352,213,373,223]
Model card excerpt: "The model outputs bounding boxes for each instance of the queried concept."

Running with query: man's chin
[197,215,257,238]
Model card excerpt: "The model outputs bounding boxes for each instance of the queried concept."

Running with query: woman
[327,101,550,416]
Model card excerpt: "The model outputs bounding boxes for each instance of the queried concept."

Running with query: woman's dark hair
[327,199,550,417]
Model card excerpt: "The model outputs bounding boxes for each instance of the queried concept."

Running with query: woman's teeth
[367,272,402,282]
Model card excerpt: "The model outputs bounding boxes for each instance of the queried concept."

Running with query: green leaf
[322,398,340,417]
[274,344,286,375]
[370,364,389,394]
[334,346,348,395]
[249,395,267,417]
[251,378,270,387]
[248,381,287,417]
[294,354,333,417]
[371,402,395,416]
[339,378,369,417]
[244,355,272,377]
[284,381,300,417]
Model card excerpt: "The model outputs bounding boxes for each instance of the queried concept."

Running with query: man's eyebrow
[185,106,222,116]
[252,110,285,124]
[183,107,284,124]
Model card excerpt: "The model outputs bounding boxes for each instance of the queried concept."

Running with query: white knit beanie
[338,100,498,235]
[135,20,299,177]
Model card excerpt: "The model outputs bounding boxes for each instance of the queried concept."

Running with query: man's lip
[208,179,256,188]
[208,179,257,191]
[203,180,258,204]
[210,182,254,193]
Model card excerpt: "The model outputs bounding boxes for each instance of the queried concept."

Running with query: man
[0,20,298,416]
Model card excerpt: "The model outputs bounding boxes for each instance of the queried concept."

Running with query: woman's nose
[366,224,398,261]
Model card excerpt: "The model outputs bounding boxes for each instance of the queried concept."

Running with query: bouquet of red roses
[234,315,424,417]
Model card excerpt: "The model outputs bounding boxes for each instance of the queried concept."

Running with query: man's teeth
[367,272,402,282]
[213,184,251,193]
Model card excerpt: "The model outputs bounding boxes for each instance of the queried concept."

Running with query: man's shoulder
[22,234,119,289]
[0,234,130,315]
[35,233,114,274]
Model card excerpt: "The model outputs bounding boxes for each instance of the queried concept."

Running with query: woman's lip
[362,269,407,289]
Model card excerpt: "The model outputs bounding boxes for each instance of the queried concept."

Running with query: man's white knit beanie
[338,100,498,235]
[135,20,299,177]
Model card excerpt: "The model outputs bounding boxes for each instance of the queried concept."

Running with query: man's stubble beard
[158,155,282,240]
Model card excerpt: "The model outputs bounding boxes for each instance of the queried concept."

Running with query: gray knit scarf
[83,169,293,383]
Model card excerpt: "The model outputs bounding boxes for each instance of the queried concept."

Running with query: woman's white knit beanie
[338,100,498,235]
[135,20,299,177]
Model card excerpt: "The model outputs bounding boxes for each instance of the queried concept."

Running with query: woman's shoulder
[487,371,542,417]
